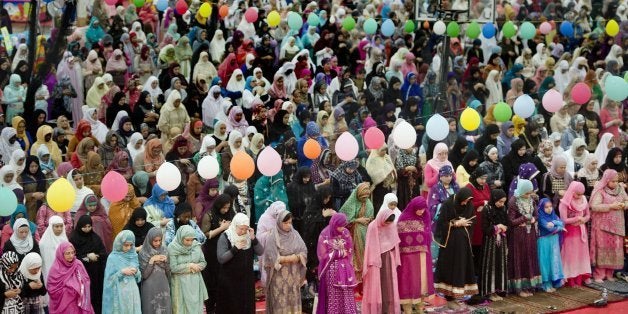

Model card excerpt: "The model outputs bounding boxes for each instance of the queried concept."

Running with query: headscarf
[167,225,199,255]
[397,196,431,252]
[144,184,175,218]
[224,213,251,250]
[46,242,92,312]
[363,207,400,276]
[578,154,601,182]
[427,142,453,170]
[262,210,307,271]
[8,149,25,176]
[514,179,534,198]
[316,213,354,281]
[227,130,244,155]
[69,214,107,259]
[123,207,155,247]
[226,106,249,135]
[365,145,395,187]
[594,133,615,166]
[0,127,22,165]
[18,252,42,281]
[126,132,144,161]
[330,160,361,188]
[105,49,127,72]
[550,154,572,183]
[143,138,165,171]
[0,164,21,190]
[11,116,30,152]
[560,181,588,242]
[590,169,620,204]
[196,179,221,224]
[138,227,167,270]
[39,215,68,279]
[9,217,34,254]
[602,147,625,172]
[537,197,563,237]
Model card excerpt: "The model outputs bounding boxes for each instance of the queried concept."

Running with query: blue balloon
[482,23,496,38]
[560,21,574,37]
[156,0,169,12]
[381,19,395,37]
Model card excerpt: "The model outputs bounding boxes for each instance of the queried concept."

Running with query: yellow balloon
[460,107,481,131]
[46,178,76,212]
[606,19,620,37]
[199,3,212,18]
[268,10,281,27]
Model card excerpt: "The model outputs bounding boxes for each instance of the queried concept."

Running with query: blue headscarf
[244,76,256,91]
[102,230,140,311]
[537,197,564,237]
[85,17,106,49]
[144,184,176,218]
[9,204,36,236]
[401,72,423,102]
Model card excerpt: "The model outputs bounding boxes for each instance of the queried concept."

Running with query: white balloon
[198,156,220,179]
[156,162,182,191]
[335,132,360,161]
[513,94,535,119]
[392,121,417,149]
[433,21,446,35]
[257,146,283,177]
[425,114,449,141]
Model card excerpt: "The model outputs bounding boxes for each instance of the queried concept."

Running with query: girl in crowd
[70,215,106,313]
[168,225,208,313]
[559,182,592,286]
[537,198,565,292]
[46,242,94,314]
[480,189,509,301]
[102,230,141,314]
[138,227,171,314]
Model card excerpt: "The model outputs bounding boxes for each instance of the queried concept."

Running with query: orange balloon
[230,151,255,180]
[423,20,430,30]
[304,139,322,159]
[219,5,229,18]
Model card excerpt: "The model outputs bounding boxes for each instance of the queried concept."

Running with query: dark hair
[282,212,293,222]
[385,214,395,222]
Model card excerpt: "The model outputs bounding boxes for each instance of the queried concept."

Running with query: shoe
[607,277,616,282]
[594,279,604,283]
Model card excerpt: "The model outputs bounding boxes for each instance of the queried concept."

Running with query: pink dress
[559,200,592,284]
[589,186,628,270]
[599,107,623,138]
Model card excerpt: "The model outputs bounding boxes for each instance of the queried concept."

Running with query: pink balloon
[542,89,564,113]
[335,132,359,161]
[364,127,385,149]
[257,146,282,176]
[571,82,592,105]
[101,171,128,202]
[539,22,552,34]
[244,7,258,23]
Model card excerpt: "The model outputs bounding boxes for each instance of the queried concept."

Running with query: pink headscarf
[105,49,127,72]
[225,105,249,136]
[257,201,287,286]
[361,116,377,139]
[560,181,588,242]
[427,143,453,170]
[317,213,356,283]
[47,242,93,313]
[400,52,418,77]
[590,169,619,201]
[362,207,401,313]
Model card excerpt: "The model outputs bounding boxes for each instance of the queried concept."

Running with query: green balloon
[502,21,516,38]
[342,16,356,31]
[446,21,460,37]
[134,0,145,7]
[404,20,415,33]
[466,21,481,39]
[519,21,536,39]
[364,18,378,35]
[493,102,513,122]
[307,13,319,27]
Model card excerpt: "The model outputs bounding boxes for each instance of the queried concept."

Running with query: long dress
[168,226,208,313]
[316,213,358,314]
[138,227,172,314]
[394,149,421,210]
[397,197,434,305]
[46,242,95,314]
[480,199,509,296]
[537,198,565,291]
[434,190,478,298]
[339,183,374,283]
[559,183,592,286]
[507,196,542,293]
[102,230,142,314]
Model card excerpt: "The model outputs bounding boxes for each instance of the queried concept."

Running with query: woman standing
[69,215,106,313]
[589,170,628,282]
[4,218,40,262]
[168,225,208,313]
[537,198,565,292]
[366,145,397,211]
[330,160,363,209]
[216,213,262,313]
[18,252,47,313]
[397,197,433,313]
[362,207,401,314]
[46,242,94,314]
[507,180,541,297]
[480,189,509,301]
[316,213,358,314]
[74,194,113,253]
[424,143,453,192]
[102,230,141,314]
[577,154,602,197]
[339,182,374,285]
[466,168,491,274]
[138,227,171,314]
[559,182,592,286]
[39,216,68,283]
[541,155,573,207]
[395,147,421,209]
[0,251,24,313]
[263,210,308,313]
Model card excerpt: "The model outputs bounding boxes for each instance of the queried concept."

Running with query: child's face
[544,202,553,215]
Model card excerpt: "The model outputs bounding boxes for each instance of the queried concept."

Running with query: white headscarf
[199,135,217,157]
[242,126,258,149]
[202,85,227,126]
[111,111,130,132]
[81,105,108,143]
[8,150,25,176]
[209,30,226,64]
[10,218,34,255]
[193,51,218,84]
[0,165,22,190]
[38,215,67,282]
[18,252,42,281]
[379,193,401,223]
[131,21,146,43]
[594,133,615,166]
[228,130,244,155]
[143,76,163,104]
[485,70,503,106]
[0,127,22,165]
[11,44,28,71]
[226,69,246,93]
[224,213,251,249]
[126,132,145,161]
[67,169,95,213]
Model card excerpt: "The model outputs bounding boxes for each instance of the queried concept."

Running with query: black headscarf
[475,124,500,159]
[602,147,625,172]
[449,137,468,169]
[507,139,528,164]
[69,215,107,258]
[461,149,479,175]
[173,202,193,231]
[123,207,155,246]
[469,166,488,189]
[483,189,508,229]
[210,194,235,229]
[287,166,316,218]
[269,109,291,143]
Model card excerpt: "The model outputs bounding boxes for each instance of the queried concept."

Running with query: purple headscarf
[316,212,356,284]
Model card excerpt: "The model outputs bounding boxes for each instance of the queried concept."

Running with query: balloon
[381,19,395,37]
[105,0,117,5]
[502,21,516,38]
[433,20,446,35]
[513,94,535,118]
[155,0,168,11]
[244,7,258,23]
[519,22,536,39]
[539,21,552,34]
[606,19,620,37]
[307,13,319,27]
[134,0,145,7]
[423,20,430,30]
[559,21,574,37]
[404,20,415,33]
[199,3,212,18]
[425,114,449,141]
[0,187,17,216]
[303,139,322,159]
[542,89,564,113]
[571,82,592,105]
[230,151,255,180]
[392,121,417,149]
[605,76,628,102]
[342,16,356,31]
[198,155,220,179]
[156,162,182,191]
[460,108,481,131]
[219,5,229,18]
[493,102,512,122]
[364,18,378,35]
[446,21,460,37]
[257,147,282,177]
[175,0,188,15]
[335,132,359,161]
[287,12,303,30]
[47,178,76,213]
[267,10,280,27]
[101,171,129,202]
[364,127,385,149]
[482,23,496,38]
[466,21,481,39]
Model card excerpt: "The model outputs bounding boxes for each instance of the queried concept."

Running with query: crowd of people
[0,0,626,313]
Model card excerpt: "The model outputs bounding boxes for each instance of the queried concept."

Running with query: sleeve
[168,250,191,274]
[507,198,528,226]
[424,164,438,188]
[589,192,611,212]
[216,234,235,264]
[558,202,580,224]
